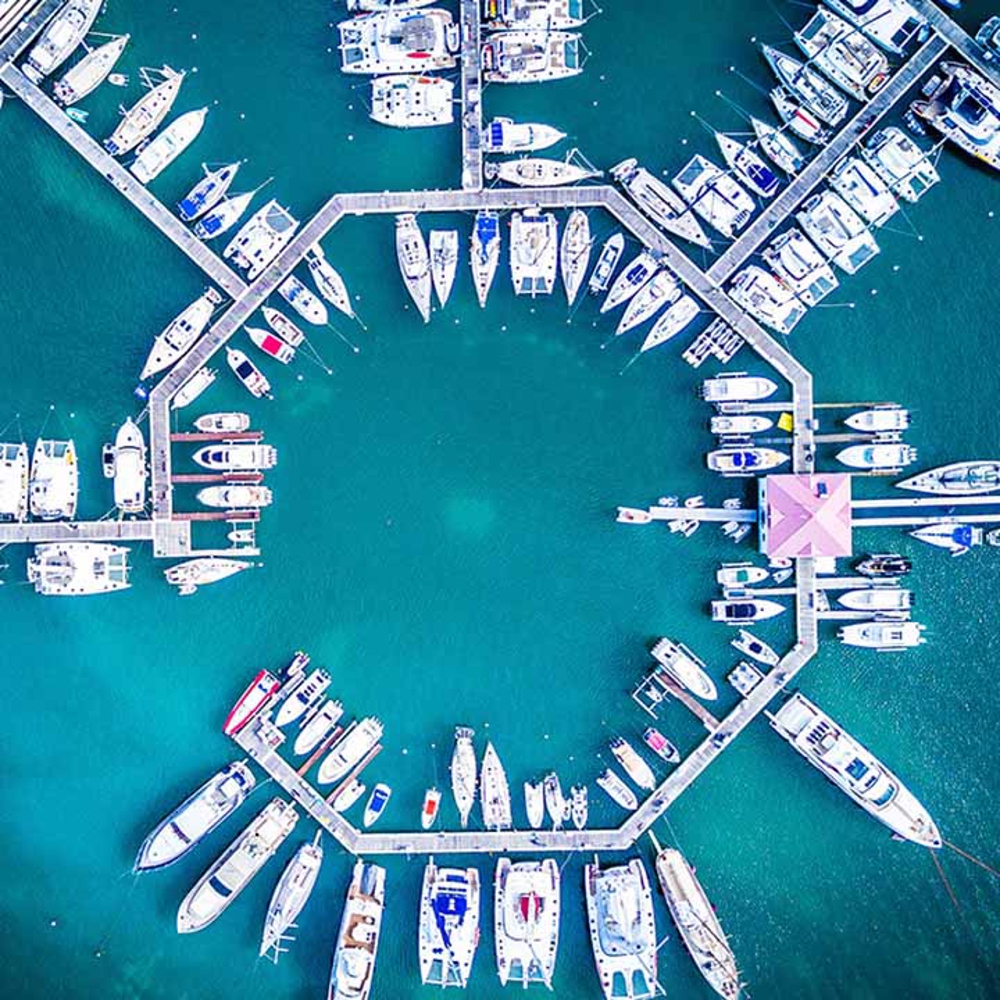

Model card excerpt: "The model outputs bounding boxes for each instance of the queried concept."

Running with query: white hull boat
[609,737,656,791]
[482,117,565,153]
[797,190,880,275]
[28,542,129,596]
[896,461,1000,495]
[845,406,909,433]
[305,247,355,318]
[486,156,599,187]
[0,442,28,523]
[318,716,384,784]
[482,30,582,84]
[829,156,899,227]
[279,275,328,326]
[263,306,306,347]
[172,367,217,409]
[396,212,432,322]
[910,522,983,556]
[728,265,806,335]
[610,158,712,248]
[761,45,850,126]
[771,86,831,145]
[247,326,296,364]
[596,768,638,810]
[327,861,386,1000]
[838,620,927,648]
[673,154,756,240]
[227,347,272,399]
[224,199,299,280]
[54,33,130,105]
[837,443,916,470]
[864,126,939,202]
[419,861,481,988]
[761,228,838,307]
[524,780,545,829]
[370,73,454,127]
[838,588,912,611]
[131,108,208,184]
[197,484,273,509]
[700,373,778,402]
[494,858,561,988]
[480,741,512,830]
[275,668,331,728]
[716,132,780,198]
[29,438,78,520]
[193,411,249,434]
[164,556,252,596]
[712,598,787,624]
[260,832,324,961]
[104,67,185,156]
[192,443,277,471]
[140,288,221,381]
[451,726,478,828]
[178,161,242,222]
[640,295,699,353]
[795,6,890,102]
[23,0,103,83]
[559,208,590,306]
[509,209,558,297]
[588,232,625,295]
[601,251,657,314]
[470,210,501,308]
[650,637,717,700]
[293,699,345,756]
[429,229,459,308]
[750,116,806,174]
[616,269,679,336]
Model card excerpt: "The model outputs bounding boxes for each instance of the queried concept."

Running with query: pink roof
[760,474,853,559]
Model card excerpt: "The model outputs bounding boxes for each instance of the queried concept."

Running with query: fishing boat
[839,588,912,611]
[588,233,625,295]
[260,832,324,961]
[53,33,130,104]
[419,861,480,988]
[769,692,940,846]
[896,461,1000,495]
[610,158,712,248]
[370,73,454,127]
[485,155,600,187]
[327,860,386,1000]
[837,442,916,470]
[131,107,208,184]
[728,265,806,335]
[651,837,741,1000]
[716,562,769,587]
[29,439,78,520]
[643,727,679,764]
[596,768,638,810]
[223,670,280,735]
[112,418,146,514]
[543,772,566,829]
[421,788,441,829]
[247,326,295,364]
[276,669,331,728]
[640,295,700,353]
[279,275,329,326]
[560,208,590,306]
[333,778,367,812]
[194,178,271,240]
[135,761,256,872]
[509,209,558,297]
[700,373,778,402]
[795,6,889,102]
[197,484,273,508]
[227,347,272,398]
[27,543,130,596]
[319,716,384,784]
[193,412,249,434]
[761,45,850,126]
[570,785,587,829]
[829,156,898,227]
[140,288,221,381]
[395,213,432,322]
[293,699,345,756]
[708,447,789,475]
[470,209,501,308]
[0,442,28,523]
[22,0,103,83]
[584,858,658,1000]
[609,737,655,791]
[856,553,911,577]
[429,229,459,308]
[172,367,217,409]
[363,783,392,827]
[305,246,355,318]
[711,599,786,624]
[770,86,831,145]
[481,116,565,153]
[864,126,939,202]
[177,162,241,222]
[731,628,780,666]
[716,132,780,198]
[450,726,477,828]
[482,29,582,84]
[797,190,880,274]
[825,0,926,56]
[749,116,806,174]
[177,798,300,933]
[104,67,185,156]
[164,557,252,596]
[601,251,658,313]
[910,522,982,556]
[338,8,458,74]
[494,858,561,988]
[480,741,512,830]
[839,619,926,649]
[672,154,756,240]
[263,306,306,347]
[762,229,838,307]
[712,415,773,437]
[224,199,300,280]
[193,442,277,471]
[650,637,718,700]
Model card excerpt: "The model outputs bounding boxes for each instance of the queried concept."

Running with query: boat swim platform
[0,0,61,62]
[459,0,483,191]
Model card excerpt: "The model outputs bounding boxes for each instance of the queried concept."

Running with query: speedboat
[711,415,772,435]
[750,116,807,174]
[761,45,850,126]
[263,306,306,346]
[370,74,454,127]
[584,858,658,1000]
[363,783,392,827]
[716,132,780,198]
[640,295,699,353]
[486,0,586,30]
[481,117,565,153]
[769,692,940,846]
[672,154,756,240]
[609,737,656,791]
[610,158,712,248]
[838,620,927,649]
[509,209,558,297]
[896,461,1000,495]
[728,265,806,334]
[762,229,838,307]
[53,33,130,105]
[327,861,386,1000]
[450,726,478,828]
[421,788,441,829]
[27,543,130,596]
[486,155,599,187]
[112,418,146,514]
[0,442,28,522]
[482,30,581,84]
[260,832,324,961]
[732,628,780,666]
[429,229,459,308]
[172,367,217,409]
[481,741,512,830]
[177,798,300,933]
[135,761,256,871]
[275,668,331,728]
[838,588,912,611]
[140,288,221,381]
[570,785,588,830]
[494,858,561,988]
[560,208,591,306]
[164,557,252,596]
[589,233,625,295]
[279,275,328,326]
[333,778,367,813]
[178,161,242,222]
[596,768,638,810]
[338,8,458,74]
[864,126,940,202]
[197,484,273,508]
[794,6,889,102]
[711,599,786,624]
[29,439,78,520]
[131,108,208,184]
[419,861,480,988]
[912,63,1000,172]
[247,326,295,364]
[319,716,384,784]
[643,727,679,764]
[829,156,898,227]
[543,772,567,829]
[293,699,345,756]
[194,178,271,240]
[716,562,769,587]
[616,269,679,336]
[525,780,545,829]
[396,213,432,322]
[770,86,831,145]
[470,210,501,308]
[797,190,880,274]
[910,522,982,556]
[650,637,717,700]
[305,246,356,318]
[22,0,103,83]
[856,553,911,577]
[700,373,777,402]
[708,447,789,475]
[837,443,916,470]
[601,251,658,313]
[224,200,300,280]
[192,442,277,471]
[104,67,185,156]
[223,669,280,735]
[824,0,926,57]
[227,347,272,398]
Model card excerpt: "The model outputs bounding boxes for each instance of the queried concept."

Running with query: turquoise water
[1,1,1000,998]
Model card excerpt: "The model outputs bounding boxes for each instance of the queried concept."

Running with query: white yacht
[559,208,591,306]
[750,116,807,175]
[525,780,545,829]
[370,74,454,127]
[708,447,789,475]
[509,209,558,297]
[544,772,567,829]
[338,8,458,74]
[0,442,29,522]
[728,265,807,335]
[53,33,130,105]
[699,373,777,402]
[769,692,940,847]
[470,210,501,308]
[761,229,838,307]
[616,269,679,336]
[395,213,432,322]
[29,439,78,520]
[197,484,273,509]
[451,726,478,828]
[327,860,386,1000]
[761,45,850,127]
[276,668,332,728]
[863,127,939,202]
[610,158,711,248]
[104,67,185,156]
[711,416,772,437]
[22,0,103,82]
[770,86,831,145]
[596,768,638,811]
[294,699,345,756]
[172,367,217,409]
[263,305,307,346]
[112,417,146,513]
[178,162,242,222]
[845,406,909,432]
[279,275,329,325]
[481,117,565,153]
[910,522,982,556]
[639,295,699,353]
[796,190,880,274]
[318,716,384,784]
[305,247,356,318]
[711,599,786,624]
[650,637,717,701]
[717,562,769,587]
[584,858,658,1000]
[486,155,599,187]
[829,156,898,227]
[672,155,755,240]
[609,737,656,791]
[482,30,582,84]
[897,461,1000,495]
[486,0,586,30]
[194,177,272,240]
[247,326,295,364]
[601,251,658,314]
[480,741,512,830]
[429,229,459,308]
[260,832,324,962]
[837,442,916,470]
[224,200,300,280]
[838,588,912,611]
[794,7,890,102]
[164,557,252,596]
[715,133,780,198]
[28,542,130,596]
[131,108,208,184]
[419,861,481,988]
[140,288,221,381]
[589,232,625,295]
[825,0,926,56]
[226,347,272,399]
[570,785,588,830]
[494,858,561,988]
[839,620,927,648]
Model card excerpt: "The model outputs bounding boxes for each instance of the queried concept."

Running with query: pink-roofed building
[758,474,853,560]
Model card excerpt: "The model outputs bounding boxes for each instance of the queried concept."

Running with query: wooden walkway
[909,0,1000,90]
[459,0,483,191]
[631,505,756,524]
[0,519,154,544]
[0,0,60,62]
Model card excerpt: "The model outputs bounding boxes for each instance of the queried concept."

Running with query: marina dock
[459,0,483,191]
[0,0,61,62]
[908,0,1000,89]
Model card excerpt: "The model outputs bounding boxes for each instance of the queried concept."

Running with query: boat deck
[459,0,483,191]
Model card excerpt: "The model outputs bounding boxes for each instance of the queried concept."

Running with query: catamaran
[338,8,458,74]
[327,860,386,1000]
[370,74,454,127]
[797,190,880,274]
[589,232,625,295]
[761,228,838,307]
[318,716,384,784]
[509,209,558,297]
[279,275,329,326]
[131,107,208,184]
[896,461,1000,495]
[829,156,898,227]
[0,442,28,522]
[560,208,591,307]
[728,265,807,335]
[430,229,459,308]
[749,116,806,175]
[863,126,939,202]
[672,154,756,240]
[482,30,582,84]
[395,213,432,322]
[104,67,185,156]
[224,200,300,280]
[53,33,130,104]
[112,417,146,513]
[450,726,477,828]
[197,484,273,509]
[715,133,780,198]
[481,117,565,153]
[825,0,926,56]
[485,0,586,30]
[178,161,242,222]
[164,557,252,596]
[293,699,345,756]
[29,438,78,520]
[494,858,561,988]
[140,288,222,381]
[610,158,712,248]
[305,246,356,318]
[650,637,717,700]
[260,831,324,961]
[480,741,512,830]
[27,542,130,596]
[22,0,103,83]
[761,45,850,126]
[596,768,638,810]
[794,6,889,102]
[226,347,272,398]
[419,861,480,987]
[470,210,501,308]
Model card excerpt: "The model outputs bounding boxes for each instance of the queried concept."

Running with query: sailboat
[177,161,242,222]
[193,178,271,240]
[305,245,356,318]
[600,251,658,313]
[140,288,222,381]
[480,742,512,830]
[559,208,591,307]
[716,132,781,198]
[53,33,130,105]
[450,727,477,828]
[470,210,501,308]
[104,66,185,156]
[259,832,324,962]
[589,233,625,295]
[429,230,459,308]
[395,213,432,322]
